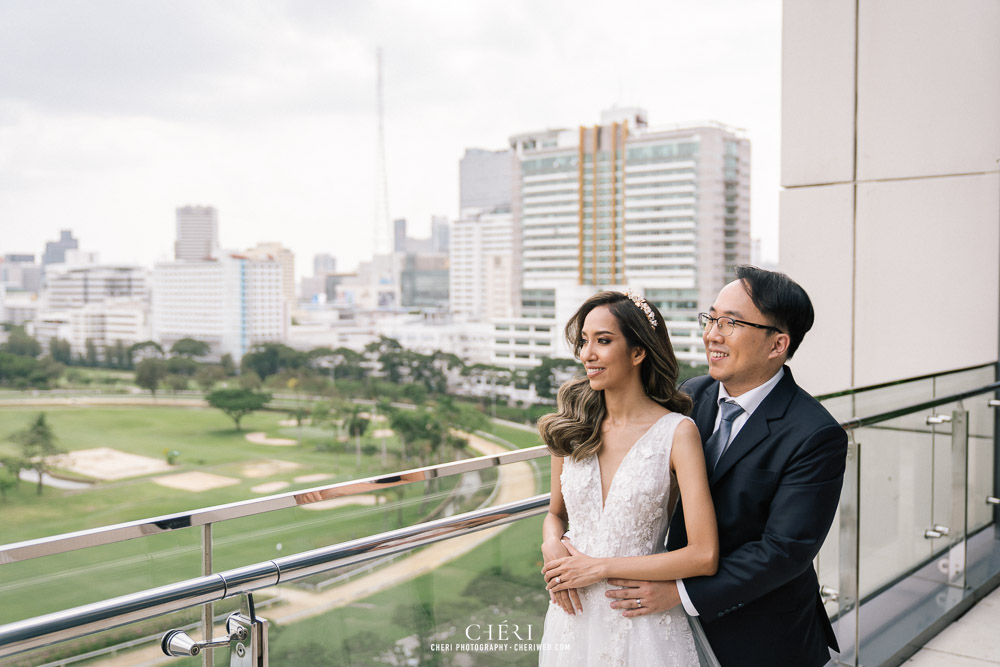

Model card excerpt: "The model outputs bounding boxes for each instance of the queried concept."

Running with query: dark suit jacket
[667,368,847,667]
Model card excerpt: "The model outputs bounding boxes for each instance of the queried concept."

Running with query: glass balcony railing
[0,363,997,666]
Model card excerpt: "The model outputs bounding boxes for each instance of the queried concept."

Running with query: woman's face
[579,305,643,392]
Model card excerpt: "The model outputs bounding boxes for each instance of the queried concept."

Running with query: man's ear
[632,347,647,366]
[768,333,790,360]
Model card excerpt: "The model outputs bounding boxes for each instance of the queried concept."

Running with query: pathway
[92,431,540,666]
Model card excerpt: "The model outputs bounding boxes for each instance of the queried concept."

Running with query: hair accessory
[624,289,658,329]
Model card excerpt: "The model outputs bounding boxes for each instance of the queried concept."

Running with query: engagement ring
[555,577,561,584]
[636,599,642,608]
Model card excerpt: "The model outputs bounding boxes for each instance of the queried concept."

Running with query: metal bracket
[161,594,268,666]
[926,414,952,425]
[924,525,950,539]
[987,399,1000,408]
[987,496,1000,506]
[820,585,840,603]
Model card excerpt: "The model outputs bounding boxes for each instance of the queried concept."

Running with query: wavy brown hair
[538,291,692,461]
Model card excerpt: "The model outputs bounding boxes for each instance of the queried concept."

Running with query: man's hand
[605,579,681,618]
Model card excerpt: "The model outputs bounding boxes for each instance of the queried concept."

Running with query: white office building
[43,265,148,311]
[174,206,219,261]
[481,108,750,369]
[152,254,285,361]
[450,210,519,321]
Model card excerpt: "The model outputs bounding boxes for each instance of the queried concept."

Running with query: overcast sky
[0,0,782,278]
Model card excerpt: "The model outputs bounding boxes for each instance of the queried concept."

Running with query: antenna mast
[374,48,391,258]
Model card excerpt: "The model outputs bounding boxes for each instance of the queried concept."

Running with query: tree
[238,370,263,390]
[49,338,72,365]
[240,343,306,379]
[166,356,199,376]
[2,327,42,358]
[206,388,272,431]
[165,374,189,392]
[194,365,226,392]
[84,339,99,367]
[220,353,237,376]
[526,357,580,399]
[129,340,165,362]
[134,358,168,396]
[10,413,63,495]
[170,338,211,358]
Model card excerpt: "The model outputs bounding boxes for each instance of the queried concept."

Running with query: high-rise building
[450,210,518,320]
[460,148,515,215]
[431,215,450,254]
[1,255,42,293]
[42,230,79,266]
[462,107,750,369]
[152,254,284,360]
[43,265,148,310]
[174,206,218,261]
[400,253,449,309]
[313,253,337,275]
[245,242,295,311]
[393,219,407,253]
[513,108,750,312]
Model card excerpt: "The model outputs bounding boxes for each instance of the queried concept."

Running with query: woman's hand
[541,537,583,615]
[542,539,607,593]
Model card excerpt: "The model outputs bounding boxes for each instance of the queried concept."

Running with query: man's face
[703,280,782,397]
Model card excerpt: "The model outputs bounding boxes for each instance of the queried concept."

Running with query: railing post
[993,364,1000,530]
[947,409,969,589]
[835,433,860,667]
[202,523,213,667]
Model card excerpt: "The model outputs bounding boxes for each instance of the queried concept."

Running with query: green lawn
[266,513,550,666]
[0,405,482,624]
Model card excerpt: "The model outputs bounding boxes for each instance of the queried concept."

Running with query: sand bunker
[241,459,302,479]
[293,473,333,484]
[371,428,394,438]
[301,495,386,511]
[278,419,313,426]
[154,471,240,492]
[251,481,291,494]
[245,432,298,446]
[48,447,173,481]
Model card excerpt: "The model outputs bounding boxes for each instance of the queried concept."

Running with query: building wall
[779,0,1000,393]
[174,206,218,261]
[152,255,284,361]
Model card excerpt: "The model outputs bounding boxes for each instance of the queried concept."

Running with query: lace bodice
[540,412,702,667]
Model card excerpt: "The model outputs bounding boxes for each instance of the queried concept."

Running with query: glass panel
[0,528,201,626]
[853,378,935,432]
[856,422,934,598]
[933,365,995,399]
[262,514,548,665]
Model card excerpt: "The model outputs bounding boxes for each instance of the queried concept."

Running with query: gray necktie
[705,399,745,473]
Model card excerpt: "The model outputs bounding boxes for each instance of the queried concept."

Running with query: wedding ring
[636,599,642,608]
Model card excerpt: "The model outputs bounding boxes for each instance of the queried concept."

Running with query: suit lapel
[690,379,720,446]
[709,367,797,485]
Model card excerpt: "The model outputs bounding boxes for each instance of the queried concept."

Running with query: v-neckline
[597,413,670,511]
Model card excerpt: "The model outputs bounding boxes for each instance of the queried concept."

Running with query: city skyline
[0,0,782,279]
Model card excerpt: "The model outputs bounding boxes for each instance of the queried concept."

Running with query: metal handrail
[0,495,550,659]
[812,361,996,402]
[0,445,546,565]
[4,373,998,566]
[1,375,998,659]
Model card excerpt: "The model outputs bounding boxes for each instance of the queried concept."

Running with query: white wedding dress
[539,412,716,667]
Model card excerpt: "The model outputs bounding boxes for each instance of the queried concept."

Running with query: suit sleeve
[683,422,848,621]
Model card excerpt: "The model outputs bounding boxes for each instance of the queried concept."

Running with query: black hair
[538,291,692,459]
[734,265,814,359]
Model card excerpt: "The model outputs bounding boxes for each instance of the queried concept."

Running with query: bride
[538,290,719,666]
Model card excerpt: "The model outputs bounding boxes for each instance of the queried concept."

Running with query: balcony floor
[905,584,1000,665]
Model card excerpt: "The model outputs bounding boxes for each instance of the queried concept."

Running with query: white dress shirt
[676,367,785,616]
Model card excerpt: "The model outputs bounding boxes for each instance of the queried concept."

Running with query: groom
[606,266,847,666]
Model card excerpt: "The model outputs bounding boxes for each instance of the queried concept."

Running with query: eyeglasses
[698,312,783,336]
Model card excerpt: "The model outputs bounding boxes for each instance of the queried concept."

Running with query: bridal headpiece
[624,289,658,329]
